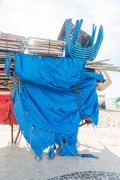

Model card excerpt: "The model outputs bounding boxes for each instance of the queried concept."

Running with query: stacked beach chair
[0,32,66,57]
[58,19,103,61]
[26,37,66,57]
[57,19,120,72]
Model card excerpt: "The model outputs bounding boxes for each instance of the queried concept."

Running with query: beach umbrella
[115,97,120,102]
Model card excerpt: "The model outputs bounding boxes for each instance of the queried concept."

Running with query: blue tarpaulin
[13,53,103,158]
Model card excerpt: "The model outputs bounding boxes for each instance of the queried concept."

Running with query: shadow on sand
[0,141,120,180]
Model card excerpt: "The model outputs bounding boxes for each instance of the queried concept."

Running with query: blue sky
[0,0,120,98]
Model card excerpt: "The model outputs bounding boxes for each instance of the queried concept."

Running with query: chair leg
[11,124,13,144]
[14,128,21,144]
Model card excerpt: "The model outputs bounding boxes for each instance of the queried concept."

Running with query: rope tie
[72,83,82,119]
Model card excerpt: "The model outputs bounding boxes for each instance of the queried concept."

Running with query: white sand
[0,108,120,180]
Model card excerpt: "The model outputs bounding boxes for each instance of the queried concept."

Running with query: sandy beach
[0,108,120,180]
